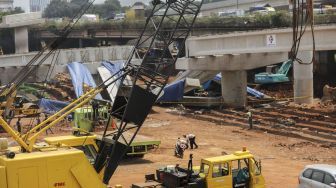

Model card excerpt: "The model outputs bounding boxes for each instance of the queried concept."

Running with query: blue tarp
[38,98,69,114]
[205,73,265,99]
[157,72,266,102]
[101,60,126,86]
[67,62,102,99]
[102,60,125,76]
[247,87,264,99]
[202,73,265,98]
[157,80,185,102]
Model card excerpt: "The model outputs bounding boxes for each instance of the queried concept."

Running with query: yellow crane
[0,87,107,188]
[0,0,204,187]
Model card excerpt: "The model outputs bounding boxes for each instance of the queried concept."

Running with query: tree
[43,0,123,19]
[104,0,121,11]
[87,0,122,18]
[12,7,24,14]
[43,0,72,18]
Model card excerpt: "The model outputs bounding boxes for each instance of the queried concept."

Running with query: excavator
[0,89,40,118]
[0,0,203,187]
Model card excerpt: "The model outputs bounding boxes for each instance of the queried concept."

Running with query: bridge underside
[177,25,336,107]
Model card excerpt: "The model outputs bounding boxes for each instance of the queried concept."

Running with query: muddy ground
[109,106,336,188]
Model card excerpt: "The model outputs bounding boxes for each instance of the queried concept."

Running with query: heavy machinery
[0,88,40,119]
[71,104,161,158]
[254,60,293,84]
[132,148,265,188]
[0,93,40,117]
[0,0,203,187]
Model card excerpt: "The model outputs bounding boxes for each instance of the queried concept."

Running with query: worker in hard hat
[247,110,253,129]
[183,134,198,149]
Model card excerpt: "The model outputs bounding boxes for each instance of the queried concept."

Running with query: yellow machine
[133,148,265,188]
[197,148,265,188]
[0,0,203,187]
[0,88,40,118]
[0,88,107,188]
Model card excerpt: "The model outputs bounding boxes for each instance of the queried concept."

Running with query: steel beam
[185,25,336,57]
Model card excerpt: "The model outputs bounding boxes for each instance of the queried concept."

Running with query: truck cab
[198,148,265,188]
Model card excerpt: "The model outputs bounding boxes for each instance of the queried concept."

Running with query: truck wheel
[134,154,145,158]
[193,178,206,188]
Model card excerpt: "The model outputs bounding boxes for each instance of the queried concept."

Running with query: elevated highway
[0,46,133,84]
[176,24,336,106]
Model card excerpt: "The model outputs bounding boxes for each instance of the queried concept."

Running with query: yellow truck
[133,147,265,188]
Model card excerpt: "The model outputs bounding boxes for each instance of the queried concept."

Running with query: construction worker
[16,118,22,133]
[184,134,198,149]
[247,110,253,129]
[36,117,41,131]
[44,114,54,135]
[6,110,15,125]
[91,100,99,121]
[174,137,187,158]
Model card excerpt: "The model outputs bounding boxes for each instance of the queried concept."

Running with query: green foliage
[43,0,72,18]
[35,11,336,32]
[315,13,336,24]
[253,11,291,27]
[203,0,225,4]
[44,0,122,19]
[0,7,24,21]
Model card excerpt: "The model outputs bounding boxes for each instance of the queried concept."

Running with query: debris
[194,109,205,114]
[278,118,296,126]
[320,143,336,148]
[322,85,336,103]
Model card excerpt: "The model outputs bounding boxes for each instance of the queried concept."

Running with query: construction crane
[0,0,203,187]
[0,0,96,120]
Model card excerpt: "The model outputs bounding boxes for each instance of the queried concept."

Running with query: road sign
[266,34,277,47]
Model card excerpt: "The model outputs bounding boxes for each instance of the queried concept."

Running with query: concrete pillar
[14,27,29,54]
[294,51,314,104]
[221,70,247,107]
[79,38,83,48]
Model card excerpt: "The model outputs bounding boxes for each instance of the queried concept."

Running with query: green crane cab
[255,60,292,84]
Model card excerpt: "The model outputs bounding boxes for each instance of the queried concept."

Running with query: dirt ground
[109,106,336,188]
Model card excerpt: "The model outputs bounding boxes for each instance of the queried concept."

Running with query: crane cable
[290,0,316,65]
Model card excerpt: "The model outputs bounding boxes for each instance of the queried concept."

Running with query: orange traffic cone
[111,120,117,129]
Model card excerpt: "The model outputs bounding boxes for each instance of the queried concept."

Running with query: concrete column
[14,27,29,54]
[294,51,314,104]
[221,70,247,107]
[79,38,83,48]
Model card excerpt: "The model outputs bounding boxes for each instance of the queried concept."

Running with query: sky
[13,0,152,12]
[94,0,151,6]
[13,0,29,12]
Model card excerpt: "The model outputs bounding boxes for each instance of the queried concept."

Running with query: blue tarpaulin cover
[67,62,102,99]
[205,73,265,99]
[38,98,69,114]
[102,60,125,86]
[157,72,265,102]
[102,60,125,75]
[157,80,185,102]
